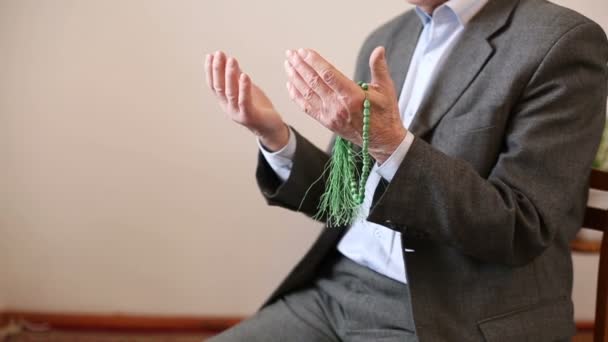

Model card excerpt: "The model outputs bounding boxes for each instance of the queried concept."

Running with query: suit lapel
[407,33,494,137]
[408,0,520,138]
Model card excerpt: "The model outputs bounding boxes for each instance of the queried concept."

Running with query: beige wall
[1,115,5,311]
[0,0,606,320]
[0,274,5,311]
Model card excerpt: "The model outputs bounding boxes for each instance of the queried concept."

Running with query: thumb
[369,46,393,88]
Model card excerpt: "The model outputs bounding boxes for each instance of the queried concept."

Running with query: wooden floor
[572,332,594,342]
[1,330,595,341]
[5,330,215,341]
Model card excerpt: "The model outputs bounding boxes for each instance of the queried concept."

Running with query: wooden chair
[572,169,608,341]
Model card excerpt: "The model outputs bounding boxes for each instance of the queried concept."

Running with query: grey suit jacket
[256,0,608,340]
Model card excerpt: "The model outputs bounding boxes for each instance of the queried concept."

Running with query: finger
[225,57,241,112]
[295,48,359,98]
[238,73,252,114]
[212,51,227,101]
[204,54,214,91]
[284,59,323,110]
[369,46,394,89]
[286,49,333,98]
[287,82,340,130]
[286,81,317,120]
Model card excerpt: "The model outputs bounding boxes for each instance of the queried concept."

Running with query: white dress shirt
[260,0,488,283]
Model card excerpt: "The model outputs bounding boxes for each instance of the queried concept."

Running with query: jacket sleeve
[367,22,608,266]
[256,127,330,221]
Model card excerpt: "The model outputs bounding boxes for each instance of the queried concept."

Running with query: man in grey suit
[205,0,608,340]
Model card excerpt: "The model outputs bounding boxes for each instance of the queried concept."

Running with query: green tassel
[309,82,372,227]
[314,137,361,227]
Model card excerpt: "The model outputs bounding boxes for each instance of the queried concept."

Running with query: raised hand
[284,47,407,164]
[205,51,289,151]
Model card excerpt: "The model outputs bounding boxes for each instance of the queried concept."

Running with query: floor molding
[2,311,243,332]
[0,312,7,326]
[0,311,596,334]
[576,320,595,332]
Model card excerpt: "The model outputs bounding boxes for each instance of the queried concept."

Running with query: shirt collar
[415,0,489,26]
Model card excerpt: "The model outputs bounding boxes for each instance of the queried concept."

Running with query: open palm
[205,52,287,149]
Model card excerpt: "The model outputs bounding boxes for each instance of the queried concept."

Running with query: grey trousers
[208,254,418,342]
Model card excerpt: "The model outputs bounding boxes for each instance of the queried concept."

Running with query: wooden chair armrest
[571,238,602,254]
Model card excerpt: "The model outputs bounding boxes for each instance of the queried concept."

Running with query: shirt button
[374,228,382,239]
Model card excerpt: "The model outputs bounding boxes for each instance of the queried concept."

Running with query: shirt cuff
[375,131,415,182]
[257,127,296,181]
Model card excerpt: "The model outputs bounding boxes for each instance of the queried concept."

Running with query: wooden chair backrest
[583,169,608,342]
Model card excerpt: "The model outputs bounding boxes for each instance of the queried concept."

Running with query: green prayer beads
[314,82,373,227]
[353,81,372,205]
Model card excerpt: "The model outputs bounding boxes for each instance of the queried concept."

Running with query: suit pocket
[436,110,498,136]
[477,297,575,342]
[452,124,496,135]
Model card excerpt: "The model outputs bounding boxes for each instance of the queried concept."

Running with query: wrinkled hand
[284,47,406,164]
[205,51,289,151]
